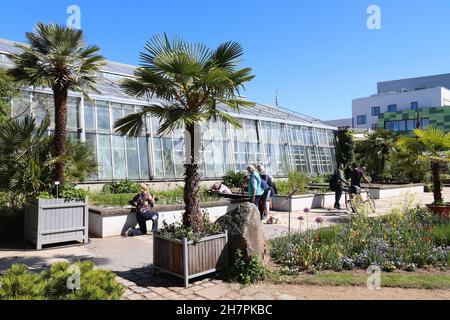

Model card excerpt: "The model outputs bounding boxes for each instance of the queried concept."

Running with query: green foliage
[432,223,450,246]
[276,171,308,196]
[60,187,88,201]
[0,207,24,241]
[356,128,397,181]
[0,261,123,300]
[0,264,46,300]
[0,68,19,124]
[158,210,223,241]
[335,129,355,166]
[310,174,333,184]
[223,171,247,189]
[0,116,97,200]
[89,187,219,208]
[103,180,141,194]
[270,206,449,273]
[229,250,266,285]
[38,191,54,199]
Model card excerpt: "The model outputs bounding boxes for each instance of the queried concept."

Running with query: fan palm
[114,34,255,232]
[9,23,105,187]
[357,128,397,179]
[397,126,450,203]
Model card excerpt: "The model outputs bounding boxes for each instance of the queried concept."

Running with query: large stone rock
[216,202,269,264]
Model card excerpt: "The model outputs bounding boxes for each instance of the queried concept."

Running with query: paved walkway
[0,189,447,300]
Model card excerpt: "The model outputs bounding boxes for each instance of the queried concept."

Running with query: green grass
[267,270,450,290]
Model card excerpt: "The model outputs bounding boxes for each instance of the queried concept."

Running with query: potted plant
[397,127,450,218]
[24,188,89,250]
[114,34,255,285]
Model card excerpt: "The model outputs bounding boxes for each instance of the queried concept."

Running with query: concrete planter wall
[89,199,247,238]
[368,184,424,199]
[153,232,228,287]
[272,193,335,212]
[24,198,89,250]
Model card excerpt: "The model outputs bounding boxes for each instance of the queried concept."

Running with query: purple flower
[297,215,305,221]
[315,217,324,224]
[304,208,311,213]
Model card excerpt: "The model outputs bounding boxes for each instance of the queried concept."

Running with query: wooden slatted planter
[24,198,89,250]
[153,231,228,287]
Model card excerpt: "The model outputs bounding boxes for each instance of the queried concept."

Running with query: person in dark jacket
[334,163,349,209]
[124,184,159,237]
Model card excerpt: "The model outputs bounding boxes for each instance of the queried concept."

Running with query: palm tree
[397,127,450,203]
[114,34,255,232]
[9,23,105,187]
[357,128,397,179]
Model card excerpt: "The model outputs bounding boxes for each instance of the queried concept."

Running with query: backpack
[329,171,338,192]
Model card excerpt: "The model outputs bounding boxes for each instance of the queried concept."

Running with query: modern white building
[352,73,450,130]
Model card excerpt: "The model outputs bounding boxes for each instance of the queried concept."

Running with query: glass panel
[152,138,164,179]
[111,103,123,124]
[139,137,150,179]
[12,91,30,120]
[84,101,95,131]
[162,138,175,178]
[126,138,140,180]
[203,139,215,177]
[112,135,126,179]
[32,93,53,126]
[173,137,185,178]
[97,134,112,180]
[96,101,110,131]
[85,133,98,180]
[67,97,79,129]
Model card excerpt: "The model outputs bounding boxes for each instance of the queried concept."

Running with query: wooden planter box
[24,198,89,250]
[153,231,228,287]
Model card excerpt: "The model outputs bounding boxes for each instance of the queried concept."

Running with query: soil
[252,283,450,300]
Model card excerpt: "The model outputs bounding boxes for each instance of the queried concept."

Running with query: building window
[372,124,378,130]
[387,104,397,113]
[371,106,380,116]
[384,118,429,132]
[356,115,367,125]
[411,102,418,110]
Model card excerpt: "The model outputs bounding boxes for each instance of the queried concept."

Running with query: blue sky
[1,0,450,120]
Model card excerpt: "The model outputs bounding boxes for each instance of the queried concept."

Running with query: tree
[356,128,397,180]
[9,23,104,187]
[397,127,450,203]
[335,129,355,167]
[114,34,255,232]
[0,116,97,206]
[0,68,19,123]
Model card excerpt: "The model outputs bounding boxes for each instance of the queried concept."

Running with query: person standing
[333,163,348,209]
[349,163,372,195]
[257,164,277,218]
[125,184,159,237]
[247,165,265,219]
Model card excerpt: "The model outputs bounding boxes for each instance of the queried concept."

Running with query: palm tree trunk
[431,161,442,203]
[183,124,203,232]
[53,87,68,187]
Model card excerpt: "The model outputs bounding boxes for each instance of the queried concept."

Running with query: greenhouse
[1,38,337,182]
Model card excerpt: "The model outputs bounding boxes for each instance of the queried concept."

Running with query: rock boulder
[216,202,269,264]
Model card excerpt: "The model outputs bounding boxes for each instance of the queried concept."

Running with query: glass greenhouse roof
[0,38,335,130]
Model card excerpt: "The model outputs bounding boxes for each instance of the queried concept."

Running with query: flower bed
[270,207,450,273]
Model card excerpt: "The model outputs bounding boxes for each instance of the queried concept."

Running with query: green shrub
[309,174,333,184]
[223,171,247,189]
[0,207,24,240]
[0,261,124,300]
[229,250,266,285]
[432,223,450,246]
[276,171,308,196]
[60,188,88,201]
[103,180,141,194]
[0,264,46,300]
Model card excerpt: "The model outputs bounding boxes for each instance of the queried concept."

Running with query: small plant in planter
[397,127,450,218]
[25,187,89,250]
